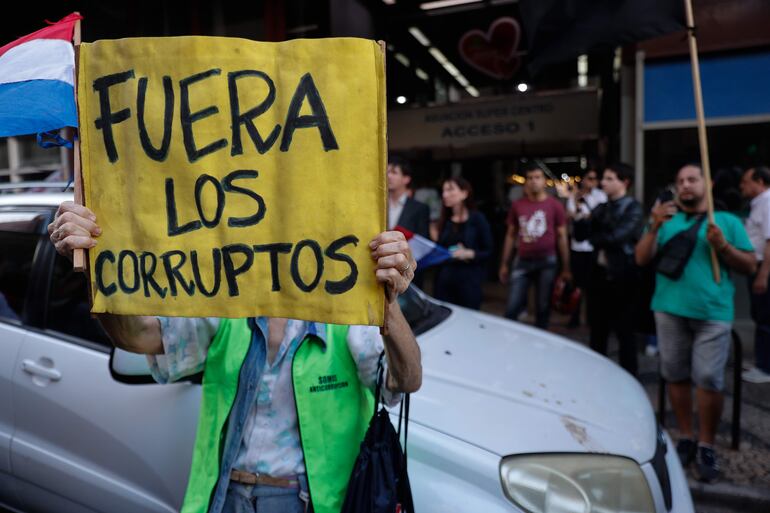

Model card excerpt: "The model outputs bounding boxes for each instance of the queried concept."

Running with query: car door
[11,242,202,513]
[0,207,50,512]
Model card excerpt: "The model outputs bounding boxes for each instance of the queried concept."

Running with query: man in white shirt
[740,166,770,383]
[565,168,606,327]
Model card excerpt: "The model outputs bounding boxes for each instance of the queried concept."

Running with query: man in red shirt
[499,164,571,328]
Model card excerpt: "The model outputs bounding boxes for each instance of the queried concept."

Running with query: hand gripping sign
[77,37,386,325]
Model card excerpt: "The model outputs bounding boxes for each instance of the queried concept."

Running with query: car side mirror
[110,346,157,384]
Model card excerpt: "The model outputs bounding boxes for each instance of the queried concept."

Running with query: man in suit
[387,155,430,239]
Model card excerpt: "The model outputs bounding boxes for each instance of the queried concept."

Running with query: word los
[92,69,338,164]
[94,235,359,299]
[166,169,265,236]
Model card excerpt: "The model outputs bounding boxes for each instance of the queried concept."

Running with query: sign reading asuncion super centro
[388,89,598,149]
[78,36,387,325]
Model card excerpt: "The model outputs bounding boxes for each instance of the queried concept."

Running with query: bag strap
[665,212,706,237]
[662,213,707,246]
[376,350,412,468]
[379,351,415,512]
[374,351,386,417]
[377,351,411,465]
[689,213,707,233]
[398,393,410,468]
[397,393,414,512]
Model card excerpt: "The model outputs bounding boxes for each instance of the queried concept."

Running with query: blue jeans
[222,474,311,513]
[504,255,558,329]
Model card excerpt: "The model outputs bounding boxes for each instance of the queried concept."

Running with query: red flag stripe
[0,13,82,58]
[394,225,414,240]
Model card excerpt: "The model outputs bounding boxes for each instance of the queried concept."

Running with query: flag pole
[72,13,86,273]
[683,0,720,283]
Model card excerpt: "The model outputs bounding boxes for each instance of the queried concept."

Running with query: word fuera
[92,69,339,164]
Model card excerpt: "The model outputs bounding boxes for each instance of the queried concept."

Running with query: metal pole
[732,330,743,450]
[634,51,645,203]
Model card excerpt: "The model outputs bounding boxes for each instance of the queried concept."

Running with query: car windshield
[397,286,451,336]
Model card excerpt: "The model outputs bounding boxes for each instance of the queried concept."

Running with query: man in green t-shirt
[636,164,756,483]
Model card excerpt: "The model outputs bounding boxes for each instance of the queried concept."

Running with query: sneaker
[676,438,697,467]
[645,344,659,357]
[742,367,770,384]
[695,445,721,483]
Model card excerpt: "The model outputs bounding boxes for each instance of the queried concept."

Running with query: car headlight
[500,454,655,513]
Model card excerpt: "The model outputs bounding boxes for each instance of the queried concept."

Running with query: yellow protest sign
[77,36,386,325]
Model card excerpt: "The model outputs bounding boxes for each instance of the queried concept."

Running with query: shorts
[654,311,732,391]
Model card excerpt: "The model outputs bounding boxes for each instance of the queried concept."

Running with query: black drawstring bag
[654,214,706,280]
[341,352,415,513]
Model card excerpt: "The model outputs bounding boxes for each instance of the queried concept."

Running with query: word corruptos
[93,235,360,299]
[92,69,338,163]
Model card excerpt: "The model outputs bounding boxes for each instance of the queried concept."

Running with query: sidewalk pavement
[474,280,770,513]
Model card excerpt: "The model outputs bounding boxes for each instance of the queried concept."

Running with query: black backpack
[341,353,415,513]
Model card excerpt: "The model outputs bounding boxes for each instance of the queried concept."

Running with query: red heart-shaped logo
[459,17,522,81]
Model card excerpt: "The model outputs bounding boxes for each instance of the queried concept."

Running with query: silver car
[0,188,694,513]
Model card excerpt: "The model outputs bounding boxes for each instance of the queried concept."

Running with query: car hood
[411,306,657,464]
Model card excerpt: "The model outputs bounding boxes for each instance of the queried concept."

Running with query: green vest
[181,319,374,513]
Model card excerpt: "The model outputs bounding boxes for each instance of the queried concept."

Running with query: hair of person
[438,176,476,235]
[713,166,742,188]
[675,162,703,179]
[387,154,413,178]
[521,161,545,177]
[605,162,635,186]
[749,165,770,186]
[712,166,744,212]
[580,158,603,178]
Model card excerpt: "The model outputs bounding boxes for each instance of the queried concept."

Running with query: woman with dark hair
[433,177,494,309]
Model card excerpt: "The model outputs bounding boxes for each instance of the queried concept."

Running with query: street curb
[689,479,770,513]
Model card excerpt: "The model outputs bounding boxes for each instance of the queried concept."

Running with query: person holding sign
[48,201,422,513]
[635,163,755,483]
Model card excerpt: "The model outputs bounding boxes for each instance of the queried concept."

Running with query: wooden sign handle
[378,39,390,332]
[71,13,86,273]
